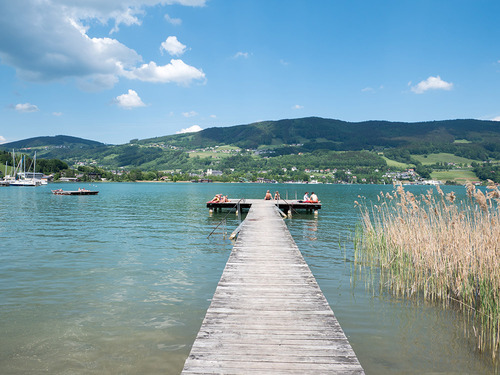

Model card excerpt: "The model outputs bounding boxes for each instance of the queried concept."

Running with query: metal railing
[207,198,245,239]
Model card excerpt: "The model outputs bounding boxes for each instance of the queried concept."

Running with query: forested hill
[1,117,500,173]
[3,118,500,153]
[1,135,104,149]
[139,117,500,151]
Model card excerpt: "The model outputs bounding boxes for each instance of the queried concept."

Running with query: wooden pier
[182,200,364,374]
[207,199,322,215]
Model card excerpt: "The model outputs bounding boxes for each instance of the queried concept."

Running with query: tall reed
[356,181,500,359]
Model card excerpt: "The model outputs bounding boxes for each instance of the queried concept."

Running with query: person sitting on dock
[264,190,272,200]
[310,192,319,203]
[274,191,280,200]
[302,192,309,202]
[210,194,222,202]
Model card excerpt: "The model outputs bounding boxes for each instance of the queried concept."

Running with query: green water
[0,183,497,374]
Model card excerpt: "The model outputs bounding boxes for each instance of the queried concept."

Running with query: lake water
[0,182,498,374]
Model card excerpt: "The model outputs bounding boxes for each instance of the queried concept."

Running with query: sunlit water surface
[0,183,497,374]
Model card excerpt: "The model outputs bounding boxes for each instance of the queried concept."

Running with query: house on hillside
[206,168,223,176]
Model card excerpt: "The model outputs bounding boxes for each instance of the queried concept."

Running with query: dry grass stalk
[356,183,500,359]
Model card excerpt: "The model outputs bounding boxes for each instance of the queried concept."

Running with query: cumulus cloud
[123,59,205,85]
[182,110,197,117]
[53,112,63,116]
[176,125,203,134]
[0,136,7,144]
[165,14,182,25]
[161,36,187,56]
[411,76,453,94]
[115,89,146,109]
[15,103,39,113]
[492,116,500,121]
[0,1,205,90]
[292,104,304,110]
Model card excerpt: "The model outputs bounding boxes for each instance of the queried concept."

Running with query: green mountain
[138,117,500,151]
[2,117,499,171]
[1,135,104,149]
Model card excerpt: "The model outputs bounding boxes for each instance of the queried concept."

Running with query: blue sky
[1,0,500,145]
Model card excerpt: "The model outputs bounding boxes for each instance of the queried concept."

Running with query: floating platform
[52,189,98,195]
[183,200,364,374]
[207,198,321,214]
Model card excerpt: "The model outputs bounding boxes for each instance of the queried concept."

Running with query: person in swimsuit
[264,190,272,200]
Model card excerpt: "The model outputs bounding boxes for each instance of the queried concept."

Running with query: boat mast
[12,150,16,180]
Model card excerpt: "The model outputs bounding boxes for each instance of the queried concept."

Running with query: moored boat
[52,188,98,195]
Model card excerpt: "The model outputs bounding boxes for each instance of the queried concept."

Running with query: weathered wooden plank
[182,200,364,374]
[183,370,363,375]
[184,360,363,372]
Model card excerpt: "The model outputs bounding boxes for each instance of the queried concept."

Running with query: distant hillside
[0,135,104,149]
[139,117,500,151]
[2,118,499,171]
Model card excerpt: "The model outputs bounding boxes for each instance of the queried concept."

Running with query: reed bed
[355,181,500,359]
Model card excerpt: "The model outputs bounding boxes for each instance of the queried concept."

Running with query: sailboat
[9,151,43,187]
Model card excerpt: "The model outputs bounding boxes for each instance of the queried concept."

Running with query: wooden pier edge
[183,200,364,374]
[207,198,321,216]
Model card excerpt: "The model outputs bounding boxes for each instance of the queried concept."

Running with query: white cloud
[233,52,249,59]
[280,59,289,66]
[123,59,205,85]
[15,103,39,113]
[176,125,203,134]
[115,89,146,109]
[0,1,205,90]
[411,76,453,94]
[161,36,187,56]
[52,112,63,116]
[0,136,7,144]
[182,110,198,117]
[361,87,374,93]
[109,7,144,34]
[165,14,182,25]
[210,114,216,118]
[292,104,304,110]
[492,116,500,121]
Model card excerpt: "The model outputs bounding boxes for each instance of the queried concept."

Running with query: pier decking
[207,199,321,215]
[182,200,364,374]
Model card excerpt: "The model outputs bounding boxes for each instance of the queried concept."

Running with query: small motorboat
[52,188,98,195]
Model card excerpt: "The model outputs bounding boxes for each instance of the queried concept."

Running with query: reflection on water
[0,183,498,374]
[300,218,318,241]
